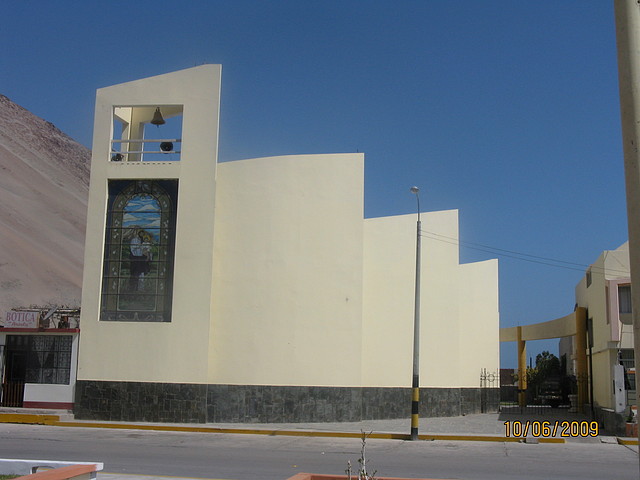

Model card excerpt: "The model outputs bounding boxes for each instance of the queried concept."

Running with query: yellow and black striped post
[411,375,420,440]
[410,186,421,441]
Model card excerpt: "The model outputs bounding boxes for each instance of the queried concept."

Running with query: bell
[150,107,165,126]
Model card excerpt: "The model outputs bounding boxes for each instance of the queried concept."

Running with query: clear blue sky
[1,1,627,368]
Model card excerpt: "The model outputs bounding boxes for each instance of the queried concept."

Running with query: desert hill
[0,94,90,320]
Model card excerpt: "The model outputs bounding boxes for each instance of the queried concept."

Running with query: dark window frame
[100,180,178,322]
[8,335,73,385]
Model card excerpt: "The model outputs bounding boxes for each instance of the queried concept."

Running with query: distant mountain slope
[0,95,90,319]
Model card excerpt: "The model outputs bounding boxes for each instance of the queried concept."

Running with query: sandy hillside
[0,95,90,321]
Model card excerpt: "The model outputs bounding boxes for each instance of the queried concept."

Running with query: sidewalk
[0,407,618,442]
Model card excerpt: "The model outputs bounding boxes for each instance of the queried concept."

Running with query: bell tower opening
[111,105,183,162]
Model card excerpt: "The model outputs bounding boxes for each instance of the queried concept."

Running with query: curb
[0,414,59,425]
[0,413,567,444]
[617,437,639,445]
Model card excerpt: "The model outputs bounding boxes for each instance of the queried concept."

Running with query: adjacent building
[72,65,500,422]
[0,307,80,409]
[564,242,635,427]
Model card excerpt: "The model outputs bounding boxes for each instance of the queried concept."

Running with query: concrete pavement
[0,408,636,479]
[0,407,618,443]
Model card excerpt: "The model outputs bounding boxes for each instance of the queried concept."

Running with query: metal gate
[1,337,25,407]
[480,368,499,413]
[1,382,24,407]
[499,372,588,415]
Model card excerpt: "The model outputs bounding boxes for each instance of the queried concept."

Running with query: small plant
[346,431,378,480]
[627,409,636,423]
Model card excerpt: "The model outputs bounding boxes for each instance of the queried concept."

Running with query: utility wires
[420,229,630,276]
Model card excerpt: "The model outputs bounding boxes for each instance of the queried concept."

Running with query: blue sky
[1,1,627,368]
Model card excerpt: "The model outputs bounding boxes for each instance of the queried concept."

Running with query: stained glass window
[101,180,178,322]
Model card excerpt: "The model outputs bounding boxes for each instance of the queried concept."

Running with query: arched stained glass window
[101,180,178,322]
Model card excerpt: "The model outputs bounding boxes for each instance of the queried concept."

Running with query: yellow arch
[500,307,588,410]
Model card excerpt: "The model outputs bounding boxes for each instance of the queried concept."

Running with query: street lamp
[410,186,421,441]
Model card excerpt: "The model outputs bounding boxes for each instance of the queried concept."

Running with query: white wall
[209,155,499,388]
[210,154,365,386]
[24,384,73,405]
[457,260,499,386]
[362,210,499,387]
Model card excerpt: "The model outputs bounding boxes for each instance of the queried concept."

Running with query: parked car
[537,377,562,407]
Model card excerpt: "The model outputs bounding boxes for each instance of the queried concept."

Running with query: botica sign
[5,311,38,328]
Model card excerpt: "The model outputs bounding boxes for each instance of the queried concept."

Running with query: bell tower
[78,66,221,384]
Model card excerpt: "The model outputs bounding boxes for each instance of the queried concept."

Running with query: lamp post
[410,186,421,441]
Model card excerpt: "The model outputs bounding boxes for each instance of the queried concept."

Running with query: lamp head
[410,186,420,195]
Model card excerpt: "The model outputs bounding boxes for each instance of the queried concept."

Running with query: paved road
[0,422,637,480]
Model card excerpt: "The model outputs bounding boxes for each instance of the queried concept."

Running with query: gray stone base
[73,380,207,423]
[74,381,499,423]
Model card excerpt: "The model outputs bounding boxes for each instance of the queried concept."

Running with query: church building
[74,65,499,423]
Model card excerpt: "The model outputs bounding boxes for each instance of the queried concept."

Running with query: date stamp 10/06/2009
[504,421,599,438]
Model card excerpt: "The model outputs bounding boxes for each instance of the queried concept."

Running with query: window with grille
[6,335,73,385]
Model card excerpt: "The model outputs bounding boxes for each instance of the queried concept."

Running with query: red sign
[5,311,38,328]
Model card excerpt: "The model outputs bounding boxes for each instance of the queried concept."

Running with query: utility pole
[614,0,640,469]
[410,186,422,441]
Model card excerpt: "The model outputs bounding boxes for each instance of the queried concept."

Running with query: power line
[419,229,630,276]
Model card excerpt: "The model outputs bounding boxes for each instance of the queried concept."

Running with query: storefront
[1,308,80,409]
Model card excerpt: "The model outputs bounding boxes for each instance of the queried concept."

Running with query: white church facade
[74,65,499,422]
